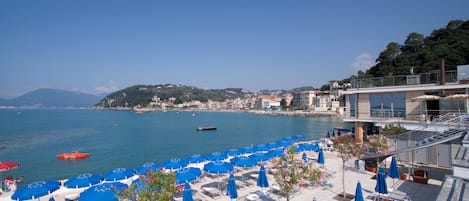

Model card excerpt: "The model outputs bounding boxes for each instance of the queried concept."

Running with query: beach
[0,139,446,201]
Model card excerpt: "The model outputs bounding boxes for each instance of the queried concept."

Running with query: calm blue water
[0,109,346,185]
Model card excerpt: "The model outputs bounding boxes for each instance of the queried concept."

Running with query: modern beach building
[342,64,469,199]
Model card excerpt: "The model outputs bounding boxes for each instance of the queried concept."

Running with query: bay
[0,109,346,185]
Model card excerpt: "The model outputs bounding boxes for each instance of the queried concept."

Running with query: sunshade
[249,152,271,163]
[135,162,159,175]
[226,172,238,200]
[104,168,134,181]
[183,183,194,201]
[203,161,233,174]
[186,154,207,164]
[230,156,256,168]
[375,167,388,195]
[176,167,202,184]
[11,181,60,201]
[65,173,103,188]
[79,182,128,201]
[256,165,269,188]
[317,149,325,165]
[354,182,364,201]
[207,152,227,161]
[163,158,187,170]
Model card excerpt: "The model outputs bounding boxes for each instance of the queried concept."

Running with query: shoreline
[95,107,342,118]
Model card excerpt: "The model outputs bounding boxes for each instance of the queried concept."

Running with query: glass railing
[350,71,457,89]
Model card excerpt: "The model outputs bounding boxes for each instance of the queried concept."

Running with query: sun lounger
[201,186,220,199]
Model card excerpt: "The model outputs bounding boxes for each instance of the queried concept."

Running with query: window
[369,93,405,118]
[349,95,356,117]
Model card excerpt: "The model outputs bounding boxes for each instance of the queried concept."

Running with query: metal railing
[350,70,457,89]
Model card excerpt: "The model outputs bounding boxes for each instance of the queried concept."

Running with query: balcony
[350,71,457,89]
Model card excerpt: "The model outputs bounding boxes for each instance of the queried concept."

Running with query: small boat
[196,126,217,131]
[57,151,90,160]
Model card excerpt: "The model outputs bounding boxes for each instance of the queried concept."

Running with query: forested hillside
[347,19,469,81]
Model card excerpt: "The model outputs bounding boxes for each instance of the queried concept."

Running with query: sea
[0,109,348,186]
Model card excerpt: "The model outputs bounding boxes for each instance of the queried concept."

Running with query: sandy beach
[0,140,446,201]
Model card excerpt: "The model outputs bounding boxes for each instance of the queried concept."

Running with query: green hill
[96,84,250,108]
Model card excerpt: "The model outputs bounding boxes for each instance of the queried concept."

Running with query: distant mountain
[0,88,101,108]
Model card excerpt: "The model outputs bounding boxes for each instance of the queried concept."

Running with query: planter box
[400,174,407,180]
[365,165,377,173]
[412,170,428,184]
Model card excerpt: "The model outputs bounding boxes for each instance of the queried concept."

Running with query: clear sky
[1,0,469,98]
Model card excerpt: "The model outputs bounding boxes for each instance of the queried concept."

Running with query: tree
[117,170,178,201]
[331,135,364,198]
[382,124,406,136]
[271,145,324,201]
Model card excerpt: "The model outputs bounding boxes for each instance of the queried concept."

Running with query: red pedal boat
[57,151,90,160]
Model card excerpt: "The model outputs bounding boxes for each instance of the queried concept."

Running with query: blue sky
[1,0,469,98]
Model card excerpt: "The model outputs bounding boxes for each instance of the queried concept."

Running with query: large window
[349,95,356,117]
[370,93,405,118]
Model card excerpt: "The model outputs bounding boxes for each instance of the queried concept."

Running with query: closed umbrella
[375,167,388,197]
[226,172,238,200]
[257,165,269,191]
[176,167,202,184]
[104,168,134,181]
[65,173,103,188]
[326,131,330,138]
[79,182,128,201]
[12,181,60,201]
[354,182,364,201]
[387,156,400,191]
[317,149,325,165]
[183,183,194,201]
[302,152,307,163]
[135,162,159,175]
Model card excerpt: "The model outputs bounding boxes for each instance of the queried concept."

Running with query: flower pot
[400,173,407,180]
[365,165,377,173]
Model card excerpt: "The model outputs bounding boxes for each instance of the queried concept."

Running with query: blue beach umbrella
[282,136,294,142]
[183,183,194,201]
[239,146,255,154]
[354,182,364,201]
[226,172,238,200]
[268,149,284,158]
[375,167,388,195]
[163,158,187,170]
[296,143,315,152]
[337,129,342,136]
[135,162,160,175]
[332,130,336,137]
[230,156,256,169]
[104,168,135,181]
[265,142,279,150]
[292,135,306,141]
[278,140,293,148]
[317,149,325,165]
[186,154,207,164]
[257,165,269,189]
[12,181,60,201]
[253,144,269,152]
[176,167,202,184]
[225,149,241,157]
[65,173,103,188]
[79,182,128,201]
[203,161,234,175]
[249,152,271,163]
[387,156,400,189]
[326,131,330,138]
[207,152,227,161]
